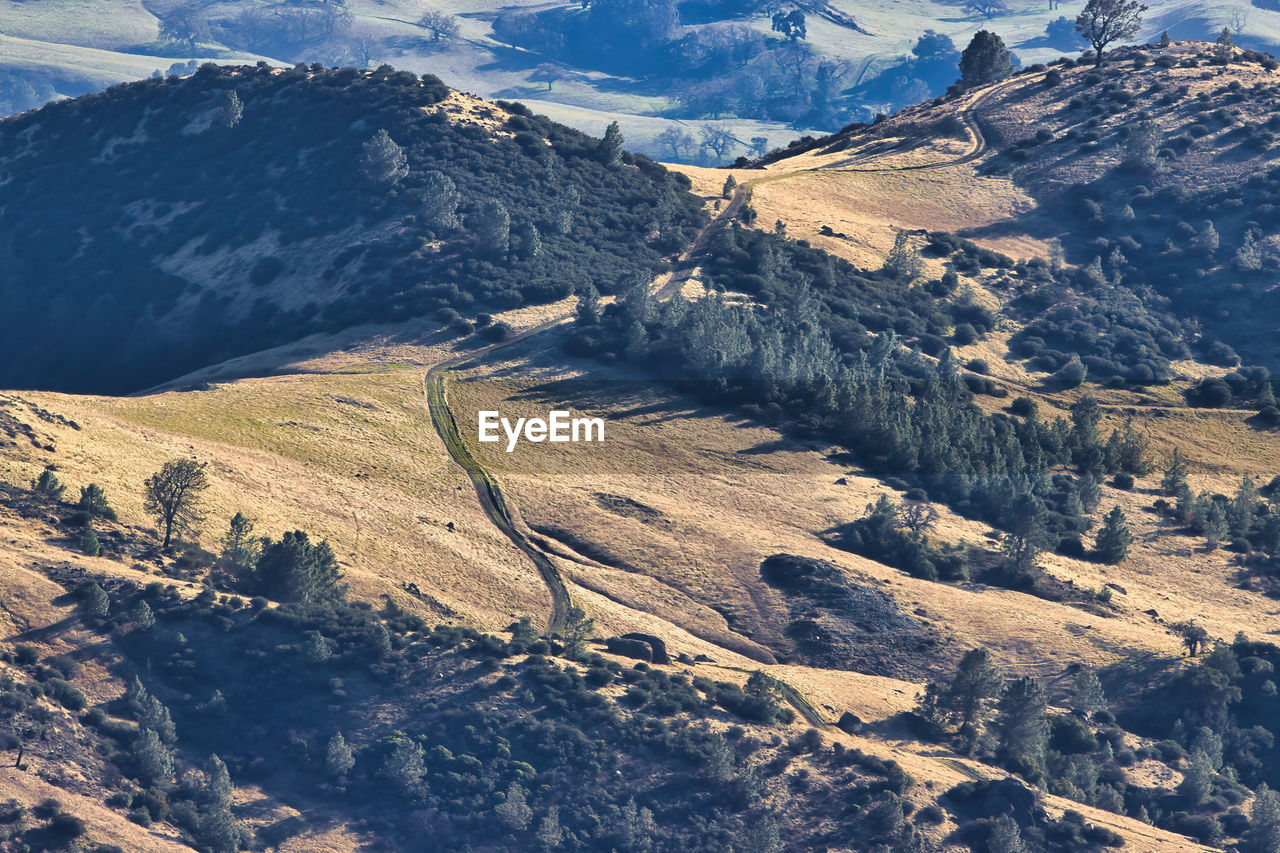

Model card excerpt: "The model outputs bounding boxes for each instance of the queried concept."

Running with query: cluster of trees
[921,640,1280,849]
[0,63,703,393]
[493,1,849,126]
[1153,454,1280,588]
[1003,254,1192,386]
[571,243,1148,591]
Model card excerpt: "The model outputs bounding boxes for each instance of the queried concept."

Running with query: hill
[6,37,1280,853]
[0,64,702,393]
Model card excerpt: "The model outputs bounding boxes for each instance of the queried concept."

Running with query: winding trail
[422,79,999,705]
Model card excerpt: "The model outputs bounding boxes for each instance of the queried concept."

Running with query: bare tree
[699,123,738,163]
[420,10,459,43]
[1228,6,1249,36]
[655,126,696,160]
[963,0,1008,19]
[1075,0,1148,66]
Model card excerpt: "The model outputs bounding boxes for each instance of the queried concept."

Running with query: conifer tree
[989,814,1028,853]
[326,733,356,779]
[599,121,624,166]
[1069,668,1108,717]
[995,676,1048,780]
[32,465,65,501]
[1162,449,1189,496]
[220,512,260,574]
[254,531,345,603]
[941,647,1002,753]
[134,727,174,786]
[361,129,408,184]
[76,484,117,520]
[496,782,533,830]
[1215,27,1236,63]
[1094,506,1132,563]
[476,200,511,256]
[80,527,102,557]
[1178,749,1214,807]
[959,30,1014,86]
[722,174,737,199]
[220,91,243,129]
[1246,783,1280,853]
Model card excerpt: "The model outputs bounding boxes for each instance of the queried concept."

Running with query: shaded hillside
[0,63,703,393]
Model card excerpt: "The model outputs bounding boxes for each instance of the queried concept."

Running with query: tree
[134,727,174,786]
[1173,621,1210,657]
[144,459,209,551]
[418,170,460,232]
[989,815,1028,853]
[1075,0,1148,67]
[1069,668,1108,717]
[220,91,243,129]
[1159,30,1172,48]
[883,230,923,280]
[700,123,738,163]
[575,283,602,327]
[80,527,102,557]
[420,10,459,42]
[722,174,738,198]
[1245,783,1280,853]
[160,6,210,57]
[749,136,769,158]
[770,10,806,40]
[515,221,542,259]
[1214,27,1236,63]
[198,754,240,853]
[1162,448,1189,496]
[220,513,260,574]
[476,200,510,256]
[1094,506,1132,563]
[964,0,1008,19]
[958,30,1014,87]
[940,647,1002,753]
[530,64,566,91]
[82,582,110,619]
[381,737,425,796]
[1178,749,1214,807]
[536,805,564,850]
[76,484,116,521]
[562,605,594,659]
[32,465,65,501]
[130,600,155,631]
[599,121,624,165]
[496,782,533,830]
[362,129,408,184]
[326,733,355,778]
[995,676,1049,780]
[254,531,345,603]
[655,126,696,160]
[1123,118,1161,172]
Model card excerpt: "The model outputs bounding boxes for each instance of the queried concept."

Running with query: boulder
[606,637,653,662]
[620,632,669,664]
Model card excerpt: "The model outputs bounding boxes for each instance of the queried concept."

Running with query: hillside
[0,64,702,393]
[6,38,1280,853]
